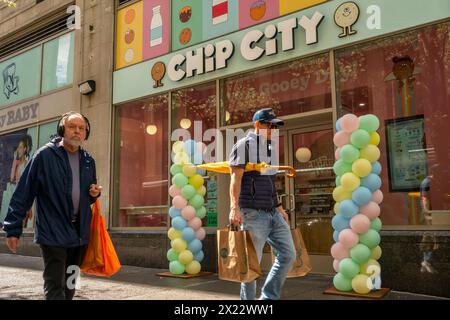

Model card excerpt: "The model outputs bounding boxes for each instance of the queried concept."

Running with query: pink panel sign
[142,0,170,61]
[239,0,279,30]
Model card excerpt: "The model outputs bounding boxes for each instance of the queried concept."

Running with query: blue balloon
[184,139,196,155]
[194,250,204,262]
[172,216,187,230]
[352,187,372,206]
[169,207,181,218]
[339,200,359,218]
[372,161,382,175]
[361,173,382,192]
[333,230,340,242]
[332,214,350,232]
[336,119,342,131]
[182,227,196,242]
[188,239,203,253]
[192,152,203,165]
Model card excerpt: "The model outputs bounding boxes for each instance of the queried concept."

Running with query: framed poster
[385,114,428,192]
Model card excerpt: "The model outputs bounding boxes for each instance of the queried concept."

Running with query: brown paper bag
[271,228,312,278]
[217,227,262,283]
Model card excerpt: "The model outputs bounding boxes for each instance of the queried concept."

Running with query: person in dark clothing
[3,111,102,300]
[229,108,295,300]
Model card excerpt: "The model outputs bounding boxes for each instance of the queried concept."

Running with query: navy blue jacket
[2,137,99,247]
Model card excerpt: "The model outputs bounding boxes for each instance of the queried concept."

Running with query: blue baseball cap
[252,108,284,126]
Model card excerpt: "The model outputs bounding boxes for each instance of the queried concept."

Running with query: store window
[114,94,169,228]
[220,53,331,126]
[335,22,450,227]
[41,32,74,92]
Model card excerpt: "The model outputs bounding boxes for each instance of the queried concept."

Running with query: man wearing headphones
[3,111,102,300]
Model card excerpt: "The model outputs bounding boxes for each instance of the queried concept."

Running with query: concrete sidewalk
[0,254,447,300]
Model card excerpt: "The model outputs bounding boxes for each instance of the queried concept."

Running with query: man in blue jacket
[229,108,295,300]
[3,111,102,300]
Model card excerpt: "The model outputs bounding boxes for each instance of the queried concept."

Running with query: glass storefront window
[335,22,450,227]
[220,53,331,126]
[114,94,169,227]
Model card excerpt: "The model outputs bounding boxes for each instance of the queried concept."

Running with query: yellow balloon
[360,145,380,163]
[332,186,352,202]
[334,202,340,214]
[172,141,184,153]
[168,227,182,240]
[340,172,361,191]
[369,132,380,146]
[171,238,187,253]
[360,259,381,276]
[186,260,201,275]
[189,174,204,189]
[182,164,197,177]
[178,250,194,265]
[196,185,207,197]
[174,152,189,165]
[371,246,382,260]
[352,159,372,178]
[352,274,371,294]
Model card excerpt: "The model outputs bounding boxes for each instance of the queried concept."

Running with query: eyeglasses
[261,122,279,130]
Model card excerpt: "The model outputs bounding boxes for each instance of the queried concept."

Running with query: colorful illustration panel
[171,0,203,51]
[279,0,328,16]
[239,0,279,30]
[202,0,239,41]
[116,1,144,69]
[142,0,170,60]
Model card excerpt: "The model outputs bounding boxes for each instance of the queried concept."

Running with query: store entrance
[272,117,335,274]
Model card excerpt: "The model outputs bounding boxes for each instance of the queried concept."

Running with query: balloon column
[167,140,207,275]
[331,114,383,294]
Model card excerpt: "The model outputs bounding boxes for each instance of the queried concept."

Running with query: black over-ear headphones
[57,111,91,140]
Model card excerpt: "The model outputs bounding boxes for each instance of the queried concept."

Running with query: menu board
[385,115,428,192]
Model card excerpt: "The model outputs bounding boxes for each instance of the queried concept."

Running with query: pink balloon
[197,142,207,154]
[181,206,196,220]
[360,201,381,220]
[196,227,206,240]
[350,214,371,234]
[335,147,341,160]
[169,185,181,198]
[333,131,351,148]
[172,195,187,209]
[333,259,340,273]
[372,190,384,204]
[330,242,349,260]
[188,217,202,230]
[338,229,359,249]
[340,114,360,133]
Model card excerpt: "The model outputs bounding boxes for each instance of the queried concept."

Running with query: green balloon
[339,258,360,279]
[351,129,370,149]
[340,145,361,163]
[359,115,380,132]
[169,260,185,275]
[333,160,353,176]
[170,164,183,176]
[333,273,353,292]
[172,173,188,188]
[181,185,197,200]
[371,218,382,232]
[167,249,179,262]
[350,244,371,264]
[359,229,381,249]
[196,206,206,219]
[335,176,341,187]
[189,194,205,209]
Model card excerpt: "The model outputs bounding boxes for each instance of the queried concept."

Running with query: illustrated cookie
[179,27,192,45]
[151,61,166,88]
[250,0,266,21]
[124,29,135,44]
[334,2,359,38]
[124,48,134,63]
[179,6,192,23]
[124,8,136,24]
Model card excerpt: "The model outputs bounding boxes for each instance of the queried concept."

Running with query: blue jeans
[240,207,296,300]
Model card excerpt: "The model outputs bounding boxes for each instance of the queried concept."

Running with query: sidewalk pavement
[0,253,447,300]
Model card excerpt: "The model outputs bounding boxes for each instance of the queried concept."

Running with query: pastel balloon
[336,119,342,131]
[335,176,341,187]
[181,227,196,243]
[172,173,188,188]
[352,186,372,206]
[350,243,371,264]
[340,114,359,133]
[189,174,205,189]
[188,239,203,253]
[352,159,372,178]
[189,194,205,209]
[369,132,380,146]
[360,259,380,276]
[178,250,194,265]
[333,160,353,176]
[296,148,312,163]
[352,274,371,294]
[169,260,185,274]
[371,161,382,175]
[371,246,382,260]
[335,147,341,160]
[333,230,340,242]
[372,190,384,204]
[196,227,206,240]
[360,145,381,163]
[331,242,350,260]
[167,248,179,262]
[333,273,353,292]
[169,207,181,218]
[181,205,196,220]
[181,185,197,200]
[333,259,340,273]
[196,206,207,219]
[350,214,371,234]
[197,142,206,154]
[339,258,360,279]
[359,229,381,249]
[371,217,383,232]
[169,185,182,198]
[333,131,351,147]
[340,173,360,191]
[170,164,183,175]
[338,229,359,249]
[172,141,184,153]
[361,173,382,192]
[332,214,350,232]
[172,195,187,209]
[339,200,359,218]
[340,145,360,163]
[174,152,189,165]
[196,185,207,197]
[172,216,187,230]
[168,227,182,240]
[182,163,197,177]
[186,260,201,275]
[360,201,381,220]
[171,238,187,253]
[183,139,196,155]
[188,217,202,230]
[194,250,204,262]
[334,202,340,214]
[359,114,380,132]
[351,129,370,149]
[333,186,352,202]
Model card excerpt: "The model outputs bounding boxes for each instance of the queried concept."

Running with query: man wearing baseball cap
[228,108,295,300]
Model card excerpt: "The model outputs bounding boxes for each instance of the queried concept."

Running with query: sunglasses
[260,122,279,129]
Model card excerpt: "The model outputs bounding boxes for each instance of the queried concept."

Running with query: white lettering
[298,12,324,45]
[241,29,264,61]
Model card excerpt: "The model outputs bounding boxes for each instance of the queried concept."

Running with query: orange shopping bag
[80,199,121,277]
